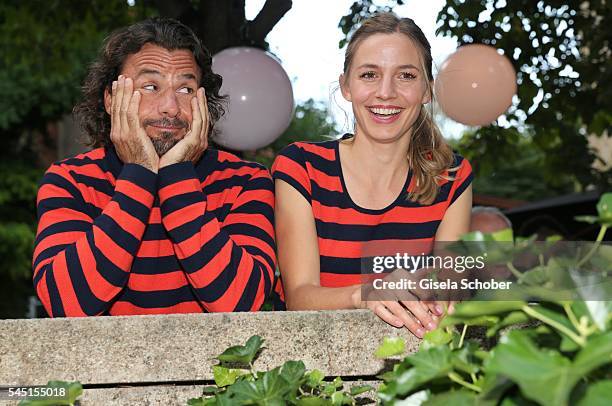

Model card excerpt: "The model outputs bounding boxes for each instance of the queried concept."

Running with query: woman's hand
[351,283,443,338]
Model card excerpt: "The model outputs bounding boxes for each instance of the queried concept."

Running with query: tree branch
[247,0,292,45]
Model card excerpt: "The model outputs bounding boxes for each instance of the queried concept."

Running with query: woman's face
[341,32,431,143]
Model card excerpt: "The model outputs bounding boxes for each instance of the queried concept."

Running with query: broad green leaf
[423,389,477,406]
[330,391,347,405]
[577,380,612,406]
[526,304,580,343]
[375,336,406,358]
[226,368,288,405]
[279,360,306,387]
[332,376,343,388]
[322,383,337,396]
[486,330,578,406]
[486,311,530,337]
[186,397,215,406]
[201,386,219,395]
[478,373,515,405]
[393,346,453,395]
[422,327,453,347]
[305,369,325,388]
[440,315,499,329]
[296,396,332,405]
[573,331,612,376]
[450,342,481,375]
[212,365,247,387]
[349,384,374,396]
[217,335,263,365]
[450,301,526,318]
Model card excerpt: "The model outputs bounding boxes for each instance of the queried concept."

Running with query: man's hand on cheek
[159,87,209,169]
[110,75,159,173]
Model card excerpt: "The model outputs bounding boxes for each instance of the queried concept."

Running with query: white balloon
[212,47,294,151]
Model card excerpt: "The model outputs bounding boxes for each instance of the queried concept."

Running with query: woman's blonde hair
[341,12,456,205]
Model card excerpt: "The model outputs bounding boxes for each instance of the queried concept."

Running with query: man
[33,18,276,316]
[470,206,513,234]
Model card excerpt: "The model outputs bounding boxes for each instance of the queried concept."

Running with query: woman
[272,13,472,338]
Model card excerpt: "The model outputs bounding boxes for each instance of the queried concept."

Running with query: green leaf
[423,327,454,347]
[451,301,526,318]
[349,384,374,396]
[423,389,477,405]
[227,368,289,405]
[393,346,453,396]
[486,330,578,406]
[279,360,306,387]
[305,369,325,388]
[296,396,332,405]
[330,391,346,405]
[577,380,612,406]
[375,336,406,358]
[573,331,612,376]
[186,398,205,406]
[486,311,530,337]
[217,335,263,365]
[212,365,247,387]
[596,193,612,226]
[451,342,482,375]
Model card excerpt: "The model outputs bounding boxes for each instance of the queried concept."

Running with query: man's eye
[399,72,417,80]
[142,84,156,91]
[178,87,194,94]
[359,71,377,80]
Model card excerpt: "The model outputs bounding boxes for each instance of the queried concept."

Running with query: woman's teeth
[369,107,401,116]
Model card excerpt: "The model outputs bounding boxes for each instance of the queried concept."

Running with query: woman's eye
[399,72,417,80]
[178,87,194,94]
[142,84,156,91]
[359,71,377,80]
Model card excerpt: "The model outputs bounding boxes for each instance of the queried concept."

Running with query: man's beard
[151,132,180,156]
[142,117,189,156]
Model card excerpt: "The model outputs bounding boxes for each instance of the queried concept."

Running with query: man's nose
[157,88,180,117]
[376,76,397,100]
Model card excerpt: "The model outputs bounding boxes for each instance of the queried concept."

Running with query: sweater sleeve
[32,163,156,317]
[157,162,276,312]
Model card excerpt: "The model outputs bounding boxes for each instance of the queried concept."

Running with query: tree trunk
[152,0,292,54]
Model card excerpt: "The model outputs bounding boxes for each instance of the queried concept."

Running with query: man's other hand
[159,87,209,168]
[110,75,159,173]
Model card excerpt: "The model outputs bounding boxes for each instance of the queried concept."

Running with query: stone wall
[0,310,418,405]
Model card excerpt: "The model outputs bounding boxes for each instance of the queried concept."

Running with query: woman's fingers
[369,302,404,329]
[402,300,437,332]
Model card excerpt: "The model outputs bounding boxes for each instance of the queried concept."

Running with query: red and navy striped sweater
[272,137,473,288]
[33,146,276,317]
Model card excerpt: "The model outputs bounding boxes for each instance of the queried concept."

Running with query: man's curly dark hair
[74,17,226,147]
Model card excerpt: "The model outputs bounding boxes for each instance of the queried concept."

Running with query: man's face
[105,43,201,155]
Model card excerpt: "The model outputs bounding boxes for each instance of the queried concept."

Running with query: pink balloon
[435,44,517,126]
[212,47,294,151]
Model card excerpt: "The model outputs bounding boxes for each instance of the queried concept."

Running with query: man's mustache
[142,117,188,129]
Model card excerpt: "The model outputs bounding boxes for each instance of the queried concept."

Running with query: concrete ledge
[0,310,418,386]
